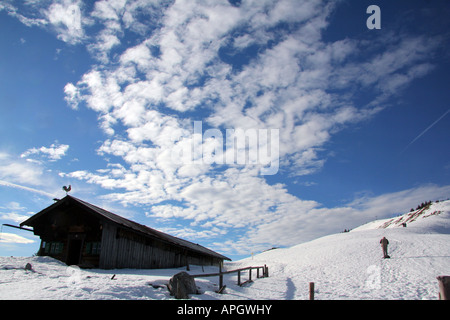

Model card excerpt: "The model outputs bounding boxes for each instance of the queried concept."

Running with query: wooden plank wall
[99,223,219,269]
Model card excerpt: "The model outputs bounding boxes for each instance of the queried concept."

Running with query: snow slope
[233,200,450,300]
[1,200,449,300]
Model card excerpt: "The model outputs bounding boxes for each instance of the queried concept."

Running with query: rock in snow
[168,271,198,299]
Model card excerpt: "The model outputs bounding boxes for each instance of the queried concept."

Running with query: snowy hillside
[1,200,449,300]
[353,199,450,231]
[235,199,450,299]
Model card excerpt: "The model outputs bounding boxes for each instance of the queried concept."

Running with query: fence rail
[191,265,269,292]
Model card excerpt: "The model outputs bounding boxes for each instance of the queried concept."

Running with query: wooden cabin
[20,195,230,269]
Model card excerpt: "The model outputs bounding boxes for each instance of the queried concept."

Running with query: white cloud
[0,156,44,186]
[0,1,48,27]
[120,43,153,70]
[45,0,85,44]
[64,82,80,110]
[0,233,35,244]
[66,0,367,169]
[0,212,31,224]
[88,30,121,62]
[21,143,69,161]
[1,201,26,211]
[91,0,127,21]
[0,149,65,197]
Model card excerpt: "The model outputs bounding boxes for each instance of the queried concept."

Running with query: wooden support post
[184,251,190,271]
[249,268,252,281]
[265,265,269,277]
[219,265,223,291]
[219,274,223,290]
[309,282,315,300]
[257,267,260,278]
[437,276,450,300]
[237,270,241,286]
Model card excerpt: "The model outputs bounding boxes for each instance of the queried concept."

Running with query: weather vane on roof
[63,185,71,195]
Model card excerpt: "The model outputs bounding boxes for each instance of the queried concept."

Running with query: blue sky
[0,0,449,260]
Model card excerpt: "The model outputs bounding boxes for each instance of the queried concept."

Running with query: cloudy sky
[1,0,449,260]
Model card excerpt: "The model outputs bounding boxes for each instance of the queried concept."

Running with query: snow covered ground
[1,200,449,300]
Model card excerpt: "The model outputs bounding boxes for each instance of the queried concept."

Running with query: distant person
[380,237,390,259]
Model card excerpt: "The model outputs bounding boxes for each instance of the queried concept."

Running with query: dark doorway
[67,239,82,265]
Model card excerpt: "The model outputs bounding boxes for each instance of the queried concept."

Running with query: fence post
[309,282,315,300]
[257,267,260,278]
[249,268,252,281]
[437,276,450,300]
[264,265,269,277]
[237,270,241,286]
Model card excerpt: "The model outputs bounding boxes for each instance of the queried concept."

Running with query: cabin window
[85,242,101,255]
[54,242,63,254]
[43,242,64,254]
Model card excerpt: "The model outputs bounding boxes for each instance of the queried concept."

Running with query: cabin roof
[21,195,231,261]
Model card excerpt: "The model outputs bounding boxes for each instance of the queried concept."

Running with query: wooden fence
[192,265,269,292]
